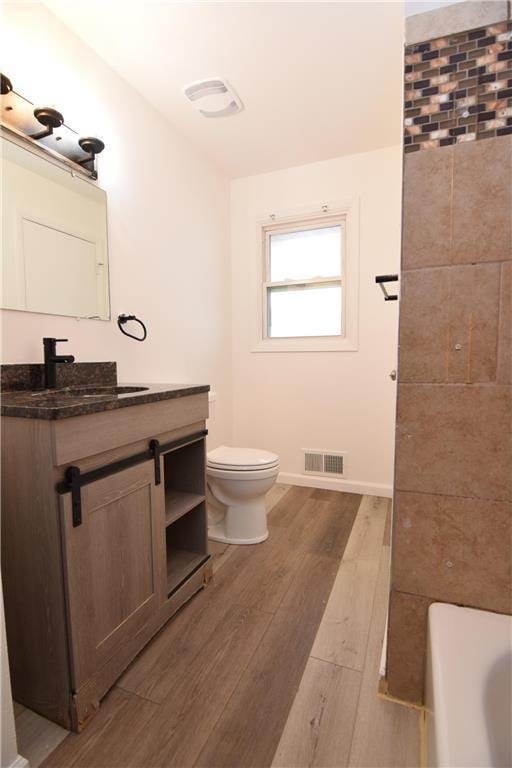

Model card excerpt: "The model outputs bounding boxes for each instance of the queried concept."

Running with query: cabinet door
[60,460,166,690]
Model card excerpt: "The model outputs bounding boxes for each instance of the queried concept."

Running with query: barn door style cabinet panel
[1,376,212,732]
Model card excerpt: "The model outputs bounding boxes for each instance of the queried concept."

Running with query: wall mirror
[1,135,110,320]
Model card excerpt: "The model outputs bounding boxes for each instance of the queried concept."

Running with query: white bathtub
[426,603,512,768]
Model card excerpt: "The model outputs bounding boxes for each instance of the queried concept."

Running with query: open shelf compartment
[162,436,209,597]
[165,502,208,596]
[163,439,206,526]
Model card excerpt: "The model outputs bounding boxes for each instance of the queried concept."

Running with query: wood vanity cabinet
[1,392,212,731]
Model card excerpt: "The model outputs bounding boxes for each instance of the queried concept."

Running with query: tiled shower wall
[386,13,512,704]
[405,20,512,151]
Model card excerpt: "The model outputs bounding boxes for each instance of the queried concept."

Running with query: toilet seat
[207,445,279,472]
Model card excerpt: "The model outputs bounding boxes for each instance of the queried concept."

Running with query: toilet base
[206,464,277,546]
[208,523,269,546]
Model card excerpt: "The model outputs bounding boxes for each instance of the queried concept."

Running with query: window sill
[252,336,358,353]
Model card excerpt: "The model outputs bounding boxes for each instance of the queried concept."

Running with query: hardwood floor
[12,703,68,768]
[273,496,419,768]
[17,484,419,768]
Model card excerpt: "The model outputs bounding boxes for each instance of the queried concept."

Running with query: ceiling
[45,1,404,179]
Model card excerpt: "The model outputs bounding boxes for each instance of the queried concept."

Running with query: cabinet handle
[149,439,161,485]
[66,465,82,527]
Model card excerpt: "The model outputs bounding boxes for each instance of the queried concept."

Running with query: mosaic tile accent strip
[404,20,512,152]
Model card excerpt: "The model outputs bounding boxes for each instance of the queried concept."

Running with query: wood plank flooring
[273,496,420,768]
[12,703,68,768]
[16,484,420,768]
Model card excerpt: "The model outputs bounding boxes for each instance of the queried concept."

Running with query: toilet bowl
[206,446,279,544]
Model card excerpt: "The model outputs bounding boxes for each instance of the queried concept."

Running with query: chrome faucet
[43,337,75,389]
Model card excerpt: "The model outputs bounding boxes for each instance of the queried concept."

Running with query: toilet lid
[207,445,279,471]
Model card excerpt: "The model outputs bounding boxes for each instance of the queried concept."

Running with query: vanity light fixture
[0,71,105,180]
[1,74,12,95]
[183,78,244,118]
[77,136,105,167]
[32,106,64,140]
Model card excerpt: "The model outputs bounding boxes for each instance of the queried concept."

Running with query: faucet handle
[55,338,69,343]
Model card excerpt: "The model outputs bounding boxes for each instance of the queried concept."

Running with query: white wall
[0,2,232,448]
[230,146,402,496]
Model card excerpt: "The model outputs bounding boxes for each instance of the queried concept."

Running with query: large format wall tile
[462,499,512,613]
[392,492,512,612]
[386,590,431,704]
[399,264,501,383]
[392,491,463,602]
[447,263,501,383]
[399,269,450,382]
[395,384,511,501]
[402,147,452,270]
[452,137,512,265]
[498,262,511,384]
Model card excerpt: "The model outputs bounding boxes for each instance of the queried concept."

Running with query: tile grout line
[390,587,512,617]
[401,255,512,273]
[394,485,510,502]
[495,262,504,381]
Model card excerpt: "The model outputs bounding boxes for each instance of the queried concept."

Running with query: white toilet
[206,445,280,545]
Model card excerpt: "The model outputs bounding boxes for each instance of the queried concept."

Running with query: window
[253,203,359,353]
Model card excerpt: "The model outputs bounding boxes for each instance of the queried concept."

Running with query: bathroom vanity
[1,363,212,731]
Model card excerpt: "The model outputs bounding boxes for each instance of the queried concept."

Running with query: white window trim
[252,199,359,353]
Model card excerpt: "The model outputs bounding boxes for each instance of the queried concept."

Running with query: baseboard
[7,756,29,768]
[379,615,388,678]
[277,472,393,498]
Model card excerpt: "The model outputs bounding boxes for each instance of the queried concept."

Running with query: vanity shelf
[165,502,208,597]
[164,489,206,527]
[166,550,209,595]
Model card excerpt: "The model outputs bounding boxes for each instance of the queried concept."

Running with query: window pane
[269,225,342,282]
[268,282,342,338]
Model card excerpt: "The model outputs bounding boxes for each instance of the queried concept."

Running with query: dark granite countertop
[1,383,210,420]
[1,363,209,419]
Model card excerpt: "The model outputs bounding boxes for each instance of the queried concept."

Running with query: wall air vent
[303,449,345,476]
[183,78,244,118]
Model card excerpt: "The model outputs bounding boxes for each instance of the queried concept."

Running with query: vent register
[303,450,345,476]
